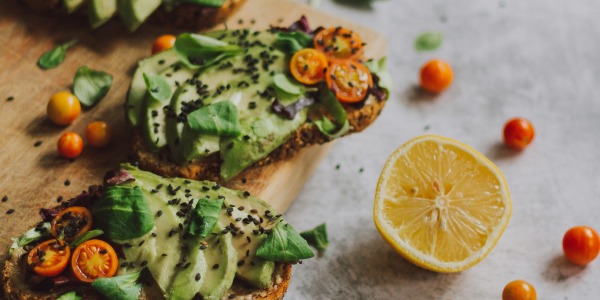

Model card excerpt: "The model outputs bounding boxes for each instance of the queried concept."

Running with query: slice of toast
[18,0,246,31]
[132,95,387,183]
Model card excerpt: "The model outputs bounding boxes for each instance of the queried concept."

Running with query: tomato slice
[326,61,373,103]
[314,27,363,60]
[51,206,93,241]
[290,48,328,85]
[27,239,71,277]
[71,239,118,283]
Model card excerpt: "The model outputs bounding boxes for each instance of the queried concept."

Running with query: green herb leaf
[70,229,104,248]
[256,222,315,262]
[92,186,154,241]
[174,33,242,68]
[181,0,225,6]
[414,32,443,52]
[363,57,393,97]
[91,270,142,300]
[274,32,313,54]
[187,101,241,137]
[73,66,113,107]
[57,291,82,300]
[300,223,329,254]
[143,73,171,102]
[37,39,77,70]
[273,73,304,95]
[314,86,350,138]
[9,222,51,256]
[187,197,224,238]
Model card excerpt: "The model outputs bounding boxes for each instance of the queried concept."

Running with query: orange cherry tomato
[85,121,112,148]
[27,239,71,277]
[47,91,81,126]
[51,206,93,241]
[57,132,84,159]
[326,60,373,103]
[419,59,453,93]
[314,27,363,60]
[502,280,537,300]
[503,118,535,150]
[290,48,328,85]
[152,34,176,54]
[71,239,118,283]
[563,226,600,266]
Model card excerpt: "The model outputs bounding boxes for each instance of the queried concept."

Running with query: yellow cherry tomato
[85,121,112,148]
[152,35,176,54]
[47,91,81,126]
[502,280,537,300]
[57,132,84,159]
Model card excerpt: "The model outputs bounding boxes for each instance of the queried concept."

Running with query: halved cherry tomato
[27,239,71,277]
[71,239,118,283]
[290,48,328,85]
[51,206,93,241]
[326,60,373,103]
[152,34,176,54]
[57,132,84,159]
[502,280,537,300]
[85,121,112,148]
[314,27,363,60]
[563,226,600,266]
[503,118,535,150]
[47,91,81,126]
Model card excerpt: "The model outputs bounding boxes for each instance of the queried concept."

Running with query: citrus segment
[374,135,511,272]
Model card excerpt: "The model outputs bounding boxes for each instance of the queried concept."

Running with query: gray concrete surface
[284,0,600,299]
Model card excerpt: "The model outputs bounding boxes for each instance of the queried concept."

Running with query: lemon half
[374,135,512,272]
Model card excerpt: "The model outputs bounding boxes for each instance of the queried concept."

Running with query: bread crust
[18,0,246,30]
[133,96,387,183]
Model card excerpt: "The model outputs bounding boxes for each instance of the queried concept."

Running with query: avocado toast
[3,165,312,299]
[129,17,392,182]
[19,0,245,31]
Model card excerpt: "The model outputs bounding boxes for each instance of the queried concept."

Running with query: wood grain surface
[0,0,386,273]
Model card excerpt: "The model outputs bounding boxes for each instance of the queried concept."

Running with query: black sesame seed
[229,294,236,299]
[1,196,7,202]
[138,240,145,246]
[99,249,108,254]
[33,141,43,147]
[195,273,201,281]
[243,191,250,197]
[212,264,219,269]
[64,179,71,186]
[6,209,15,215]
[6,96,14,102]
[56,196,63,203]
[151,232,158,237]
[157,210,163,217]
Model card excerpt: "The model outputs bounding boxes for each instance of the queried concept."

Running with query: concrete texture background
[284,0,600,299]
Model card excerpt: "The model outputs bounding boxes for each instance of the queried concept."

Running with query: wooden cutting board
[0,0,387,263]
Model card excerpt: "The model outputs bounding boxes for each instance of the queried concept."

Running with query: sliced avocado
[118,0,161,32]
[88,0,117,29]
[182,127,220,163]
[168,238,207,300]
[63,0,84,14]
[142,64,196,151]
[198,227,237,299]
[122,165,281,290]
[127,49,180,127]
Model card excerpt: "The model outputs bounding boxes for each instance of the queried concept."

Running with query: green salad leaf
[143,73,171,102]
[364,57,393,97]
[37,39,77,70]
[91,270,143,300]
[275,31,313,54]
[9,222,51,256]
[187,197,224,239]
[92,186,154,241]
[256,222,315,262]
[300,223,329,254]
[174,33,242,68]
[73,66,113,107]
[314,87,350,138]
[70,229,104,248]
[181,0,225,6]
[187,101,242,137]
[57,291,82,300]
[414,32,443,52]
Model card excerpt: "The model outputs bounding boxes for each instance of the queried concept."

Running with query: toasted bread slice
[18,0,246,30]
[132,96,386,183]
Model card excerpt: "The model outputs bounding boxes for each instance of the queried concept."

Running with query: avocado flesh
[118,0,161,32]
[120,165,281,296]
[198,230,237,299]
[167,233,208,300]
[88,0,117,28]
[142,65,196,151]
[127,49,180,127]
[63,0,84,14]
